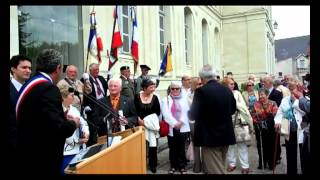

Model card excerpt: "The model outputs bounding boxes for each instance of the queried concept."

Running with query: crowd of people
[8,48,310,175]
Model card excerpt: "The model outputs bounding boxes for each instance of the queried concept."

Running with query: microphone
[82,73,90,82]
[68,87,80,96]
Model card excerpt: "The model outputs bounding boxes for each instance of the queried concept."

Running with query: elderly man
[82,63,108,146]
[120,66,135,100]
[135,64,159,94]
[181,75,191,97]
[57,65,92,111]
[189,65,236,174]
[104,77,138,133]
[16,49,78,175]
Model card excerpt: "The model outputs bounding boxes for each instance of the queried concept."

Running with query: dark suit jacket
[9,81,18,151]
[16,75,76,175]
[105,95,138,132]
[82,75,108,110]
[268,88,283,107]
[189,80,236,147]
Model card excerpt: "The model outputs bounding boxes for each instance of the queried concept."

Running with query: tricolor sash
[15,74,51,119]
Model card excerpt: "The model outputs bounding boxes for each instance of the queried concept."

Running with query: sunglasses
[171,88,180,91]
[247,84,253,87]
[197,83,202,85]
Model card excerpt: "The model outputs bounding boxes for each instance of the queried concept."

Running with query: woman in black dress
[134,78,161,173]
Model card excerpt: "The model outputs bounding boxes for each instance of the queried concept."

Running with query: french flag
[109,6,123,71]
[88,11,103,63]
[131,7,139,63]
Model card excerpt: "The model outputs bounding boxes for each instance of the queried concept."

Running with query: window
[184,7,193,66]
[202,19,208,65]
[159,6,166,60]
[18,6,84,76]
[278,72,282,77]
[120,6,131,53]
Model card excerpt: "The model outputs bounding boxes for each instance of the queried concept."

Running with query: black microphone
[68,87,80,96]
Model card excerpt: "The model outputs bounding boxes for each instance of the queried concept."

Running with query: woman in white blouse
[162,81,190,174]
[59,84,90,174]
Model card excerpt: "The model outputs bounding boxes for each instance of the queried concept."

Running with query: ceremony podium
[65,126,146,174]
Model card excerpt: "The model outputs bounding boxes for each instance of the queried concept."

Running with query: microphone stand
[74,90,120,148]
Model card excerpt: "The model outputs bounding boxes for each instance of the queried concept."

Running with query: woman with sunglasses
[242,80,259,113]
[58,84,90,175]
[162,81,191,174]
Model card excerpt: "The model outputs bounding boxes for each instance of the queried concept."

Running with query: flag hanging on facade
[159,42,173,76]
[109,5,123,71]
[131,6,139,74]
[87,11,103,64]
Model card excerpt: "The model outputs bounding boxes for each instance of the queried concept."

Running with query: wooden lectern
[65,126,146,174]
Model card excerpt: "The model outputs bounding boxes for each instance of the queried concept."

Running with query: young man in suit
[105,77,138,133]
[15,49,79,175]
[189,65,236,174]
[8,55,32,173]
[82,63,109,146]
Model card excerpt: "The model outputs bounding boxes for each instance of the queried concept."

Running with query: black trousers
[254,123,277,169]
[167,129,188,170]
[300,132,310,174]
[148,146,158,169]
[285,131,298,174]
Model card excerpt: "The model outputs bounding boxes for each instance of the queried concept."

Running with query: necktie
[94,77,103,96]
[111,96,120,110]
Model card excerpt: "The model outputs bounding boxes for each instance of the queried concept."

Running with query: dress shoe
[241,168,250,174]
[151,168,157,173]
[227,165,236,172]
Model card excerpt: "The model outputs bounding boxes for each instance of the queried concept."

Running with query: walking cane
[272,129,280,174]
[258,124,265,173]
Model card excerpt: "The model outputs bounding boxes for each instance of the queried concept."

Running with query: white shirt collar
[39,72,53,83]
[11,78,23,91]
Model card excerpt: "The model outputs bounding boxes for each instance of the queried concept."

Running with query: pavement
[147,135,302,174]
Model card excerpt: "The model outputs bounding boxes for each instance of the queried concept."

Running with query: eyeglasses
[171,88,180,91]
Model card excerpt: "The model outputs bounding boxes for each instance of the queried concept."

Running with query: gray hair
[199,64,216,80]
[108,77,122,88]
[36,49,62,73]
[170,81,182,88]
[89,63,99,70]
[258,87,269,96]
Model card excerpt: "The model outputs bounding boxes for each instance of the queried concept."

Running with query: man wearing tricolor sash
[16,49,79,175]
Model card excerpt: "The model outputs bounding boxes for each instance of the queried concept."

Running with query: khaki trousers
[202,146,229,174]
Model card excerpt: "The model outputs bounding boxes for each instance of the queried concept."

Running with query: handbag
[186,141,194,161]
[159,120,169,137]
[280,117,290,136]
[234,111,251,143]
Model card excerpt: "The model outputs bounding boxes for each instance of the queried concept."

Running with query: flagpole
[85,7,95,73]
[108,5,118,71]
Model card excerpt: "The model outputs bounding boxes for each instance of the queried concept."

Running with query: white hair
[199,64,216,80]
[170,81,182,88]
[108,77,122,87]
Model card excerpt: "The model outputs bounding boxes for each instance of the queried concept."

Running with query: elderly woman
[251,88,278,170]
[242,80,259,113]
[274,80,305,174]
[222,77,253,174]
[134,78,161,173]
[162,81,191,174]
[59,84,89,174]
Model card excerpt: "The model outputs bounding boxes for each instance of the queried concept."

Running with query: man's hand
[119,116,128,126]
